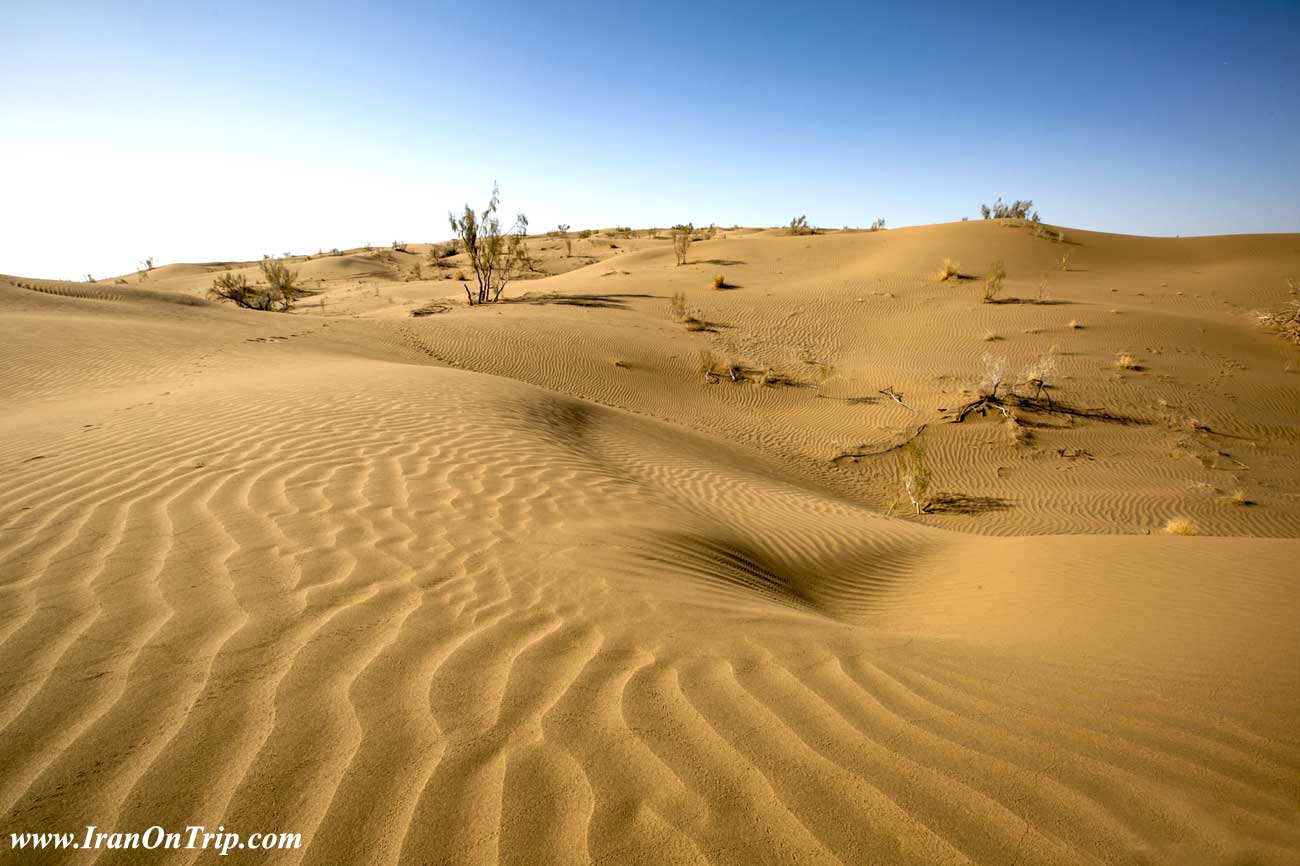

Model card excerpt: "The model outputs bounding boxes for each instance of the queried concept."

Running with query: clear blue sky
[2,0,1298,279]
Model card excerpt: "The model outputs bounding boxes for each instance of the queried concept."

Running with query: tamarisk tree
[449,183,529,304]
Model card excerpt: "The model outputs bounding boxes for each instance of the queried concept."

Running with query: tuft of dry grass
[1005,416,1030,445]
[982,260,1007,303]
[937,257,960,281]
[1068,319,1082,329]
[1163,516,1199,536]
[668,291,689,321]
[982,331,1001,342]
[1115,353,1140,370]
[1218,489,1253,506]
[712,273,727,289]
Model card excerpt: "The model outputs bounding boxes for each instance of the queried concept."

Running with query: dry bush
[557,224,572,257]
[578,229,593,240]
[980,198,1034,220]
[712,273,727,289]
[453,270,466,281]
[1115,353,1140,370]
[697,350,721,379]
[406,262,423,281]
[1163,516,1199,536]
[449,183,529,304]
[899,441,931,514]
[207,271,253,308]
[1258,277,1300,346]
[980,353,1011,398]
[671,224,693,266]
[1030,223,1066,243]
[1059,252,1071,271]
[260,257,300,299]
[788,215,815,236]
[392,241,408,253]
[208,262,300,312]
[937,257,960,281]
[870,218,886,231]
[1068,319,1082,329]
[427,242,457,263]
[982,260,1007,303]
[1218,489,1253,506]
[1021,348,1059,400]
[668,291,689,321]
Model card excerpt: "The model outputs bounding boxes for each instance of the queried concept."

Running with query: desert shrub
[697,350,727,381]
[1163,517,1198,536]
[578,229,593,240]
[712,273,727,289]
[449,183,530,304]
[899,441,931,514]
[427,242,457,263]
[1022,348,1058,399]
[208,267,298,312]
[453,270,466,281]
[979,198,1034,220]
[788,215,814,236]
[393,241,408,253]
[982,260,1007,303]
[1115,353,1140,370]
[671,223,693,266]
[870,218,886,231]
[937,257,960,281]
[557,224,572,257]
[980,353,1011,398]
[1219,489,1253,506]
[260,256,300,298]
[406,262,423,281]
[330,248,341,256]
[1259,277,1300,346]
[1030,223,1066,243]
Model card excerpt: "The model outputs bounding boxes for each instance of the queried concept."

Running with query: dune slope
[2,222,1299,865]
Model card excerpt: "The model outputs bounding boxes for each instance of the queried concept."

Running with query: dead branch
[878,386,916,412]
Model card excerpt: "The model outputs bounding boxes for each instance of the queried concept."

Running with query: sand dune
[2,221,1298,865]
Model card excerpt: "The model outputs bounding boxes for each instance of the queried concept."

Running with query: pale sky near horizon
[2,0,1298,280]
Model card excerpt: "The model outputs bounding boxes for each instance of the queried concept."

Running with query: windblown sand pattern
[2,221,1298,865]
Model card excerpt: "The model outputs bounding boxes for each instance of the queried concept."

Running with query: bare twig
[879,386,916,412]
